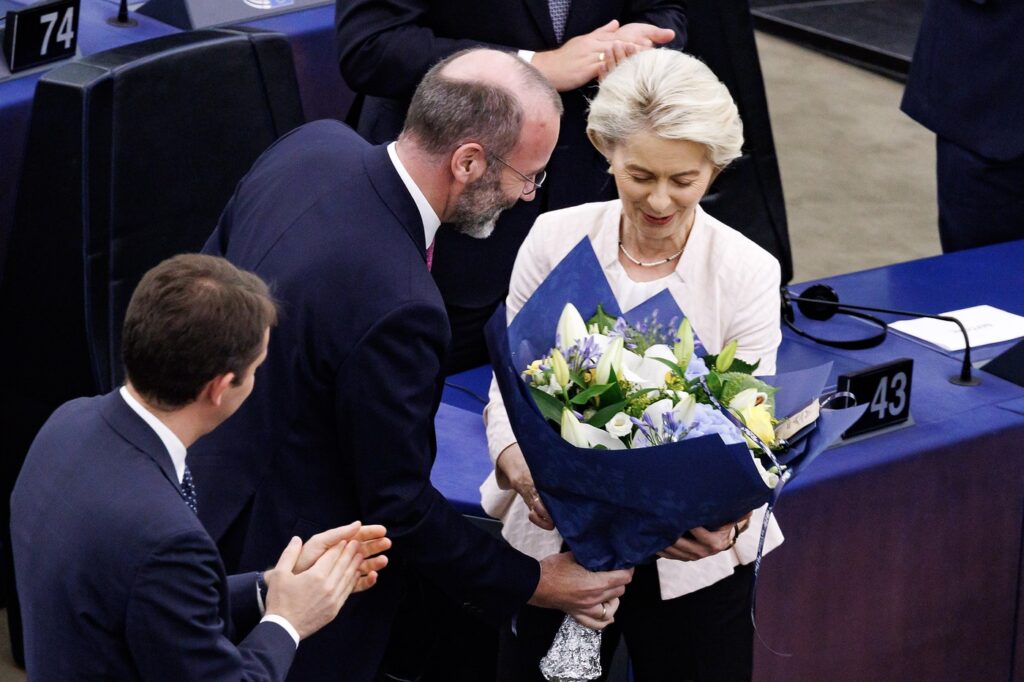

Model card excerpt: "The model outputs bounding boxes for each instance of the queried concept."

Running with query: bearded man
[192,48,633,681]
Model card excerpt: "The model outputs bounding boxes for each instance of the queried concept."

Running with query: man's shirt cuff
[261,615,300,648]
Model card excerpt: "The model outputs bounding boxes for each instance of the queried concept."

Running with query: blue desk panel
[431,240,1024,681]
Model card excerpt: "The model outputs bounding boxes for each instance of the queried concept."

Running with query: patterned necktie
[548,0,571,43]
[426,241,435,271]
[180,464,198,514]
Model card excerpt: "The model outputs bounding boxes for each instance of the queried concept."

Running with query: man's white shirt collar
[387,142,441,250]
[119,386,188,484]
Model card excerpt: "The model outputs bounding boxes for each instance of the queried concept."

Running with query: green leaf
[587,400,628,428]
[602,368,625,404]
[529,386,565,424]
[587,303,617,335]
[650,356,686,377]
[570,382,615,405]
[728,358,761,375]
[704,372,723,397]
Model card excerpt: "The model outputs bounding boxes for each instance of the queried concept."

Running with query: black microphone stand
[787,293,981,386]
[107,0,138,27]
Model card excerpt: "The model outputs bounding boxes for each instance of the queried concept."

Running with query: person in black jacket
[192,49,633,681]
[11,254,387,681]
[901,0,1024,252]
[336,0,687,372]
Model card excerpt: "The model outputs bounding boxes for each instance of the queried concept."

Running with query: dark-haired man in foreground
[11,254,389,681]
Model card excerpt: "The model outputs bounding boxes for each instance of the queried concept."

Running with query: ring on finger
[598,52,605,62]
[600,602,607,619]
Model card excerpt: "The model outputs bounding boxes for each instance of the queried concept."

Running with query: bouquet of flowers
[524,301,785,489]
[484,238,866,682]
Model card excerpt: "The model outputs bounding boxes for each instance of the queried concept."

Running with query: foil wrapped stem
[539,615,603,681]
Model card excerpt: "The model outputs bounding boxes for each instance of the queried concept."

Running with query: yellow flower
[582,368,596,385]
[524,359,544,377]
[739,404,776,447]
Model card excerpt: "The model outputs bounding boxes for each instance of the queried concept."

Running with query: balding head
[399,49,562,240]
[401,48,562,159]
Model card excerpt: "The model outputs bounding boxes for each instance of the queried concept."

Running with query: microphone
[107,0,138,27]
[782,284,981,387]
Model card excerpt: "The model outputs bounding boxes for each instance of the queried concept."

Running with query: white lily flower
[556,303,588,353]
[628,346,676,389]
[618,348,662,388]
[595,336,624,384]
[537,376,562,396]
[587,333,611,355]
[642,398,674,432]
[621,348,643,370]
[604,412,633,438]
[560,409,589,448]
[752,456,781,488]
[645,344,676,363]
[729,387,768,411]
[578,423,628,450]
[645,345,679,386]
[672,392,697,427]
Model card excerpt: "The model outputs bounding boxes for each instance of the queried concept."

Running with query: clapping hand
[294,521,390,592]
[264,536,363,640]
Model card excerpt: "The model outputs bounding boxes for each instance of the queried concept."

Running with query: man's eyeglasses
[491,154,547,196]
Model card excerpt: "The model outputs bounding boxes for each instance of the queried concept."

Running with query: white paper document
[890,305,1024,351]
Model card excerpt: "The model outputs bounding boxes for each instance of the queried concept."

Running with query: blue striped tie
[548,0,571,43]
[180,464,198,514]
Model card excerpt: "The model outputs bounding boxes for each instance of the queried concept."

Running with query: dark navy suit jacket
[10,391,296,681]
[336,0,687,309]
[193,120,540,680]
[902,0,1024,161]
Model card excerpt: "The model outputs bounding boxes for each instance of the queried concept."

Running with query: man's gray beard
[455,214,498,239]
[448,170,513,239]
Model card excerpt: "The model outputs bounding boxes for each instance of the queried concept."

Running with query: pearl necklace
[618,241,684,267]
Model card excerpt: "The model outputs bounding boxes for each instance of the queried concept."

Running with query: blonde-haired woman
[483,49,783,681]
